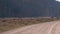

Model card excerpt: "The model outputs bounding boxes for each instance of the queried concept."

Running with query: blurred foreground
[0,17,60,32]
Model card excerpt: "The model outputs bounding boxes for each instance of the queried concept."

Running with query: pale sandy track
[2,21,60,34]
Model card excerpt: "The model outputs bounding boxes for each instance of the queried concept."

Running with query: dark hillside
[0,0,60,17]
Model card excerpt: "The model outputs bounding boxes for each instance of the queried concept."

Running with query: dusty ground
[2,21,60,34]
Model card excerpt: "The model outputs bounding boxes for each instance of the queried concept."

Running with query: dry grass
[0,17,59,32]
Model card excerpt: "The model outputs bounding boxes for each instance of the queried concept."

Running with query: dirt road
[2,21,60,34]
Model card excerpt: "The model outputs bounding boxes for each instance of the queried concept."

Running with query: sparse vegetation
[0,17,59,32]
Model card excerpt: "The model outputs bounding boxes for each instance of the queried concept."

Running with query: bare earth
[2,21,60,34]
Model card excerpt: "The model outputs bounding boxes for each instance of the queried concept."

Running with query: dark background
[0,0,60,17]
